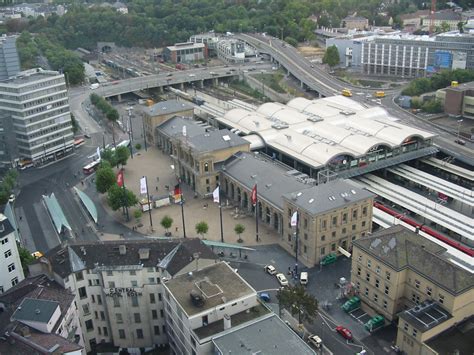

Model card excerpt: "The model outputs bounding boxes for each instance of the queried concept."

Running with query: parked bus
[74,138,85,148]
[341,89,352,97]
[83,160,101,175]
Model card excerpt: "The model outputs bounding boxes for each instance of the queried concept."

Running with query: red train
[373,201,474,257]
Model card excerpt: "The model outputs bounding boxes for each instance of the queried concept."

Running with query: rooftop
[283,179,374,215]
[158,116,207,139]
[0,213,14,239]
[166,42,206,51]
[144,99,194,117]
[12,298,59,324]
[353,226,474,295]
[425,316,474,354]
[0,69,62,85]
[398,300,451,332]
[222,151,310,210]
[164,262,255,317]
[37,238,216,278]
[212,313,316,355]
[187,129,249,154]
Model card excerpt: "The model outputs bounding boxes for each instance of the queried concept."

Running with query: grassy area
[358,80,385,88]
[253,72,286,93]
[229,79,268,101]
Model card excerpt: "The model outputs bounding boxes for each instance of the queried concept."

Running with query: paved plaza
[101,146,281,246]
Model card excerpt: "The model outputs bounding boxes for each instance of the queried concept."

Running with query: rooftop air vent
[119,245,127,255]
[340,110,355,116]
[190,290,205,307]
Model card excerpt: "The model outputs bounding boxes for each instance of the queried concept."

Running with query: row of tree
[0,169,18,205]
[90,93,119,123]
[15,31,85,84]
[402,69,474,96]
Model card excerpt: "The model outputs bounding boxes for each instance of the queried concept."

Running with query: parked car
[365,315,385,331]
[259,292,271,302]
[8,194,15,203]
[321,253,337,265]
[454,139,466,145]
[264,264,276,275]
[300,272,308,285]
[276,273,289,286]
[336,325,353,340]
[307,334,322,348]
[341,296,361,313]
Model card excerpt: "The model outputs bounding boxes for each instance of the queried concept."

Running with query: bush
[135,143,142,150]
[422,99,443,113]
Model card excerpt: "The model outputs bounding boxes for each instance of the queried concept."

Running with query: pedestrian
[81,181,84,186]
[175,226,178,232]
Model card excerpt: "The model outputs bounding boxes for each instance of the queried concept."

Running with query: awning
[338,246,351,258]
[43,193,72,234]
[74,187,98,224]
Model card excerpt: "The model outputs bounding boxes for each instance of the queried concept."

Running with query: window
[384,285,390,295]
[131,280,138,287]
[113,297,120,307]
[154,326,160,335]
[342,228,346,234]
[439,294,445,304]
[106,270,113,276]
[150,293,156,304]
[100,311,105,320]
[134,313,141,323]
[374,293,378,303]
[321,235,325,241]
[97,295,102,305]
[4,249,12,258]
[85,320,94,331]
[160,309,164,318]
[83,304,90,315]
[1,237,8,245]
[412,293,420,304]
[352,224,356,231]
[367,259,371,268]
[331,243,336,251]
[386,271,391,281]
[11,277,18,287]
[158,293,162,301]
[426,287,432,297]
[131,295,139,307]
[362,221,366,227]
[98,327,101,335]
[357,267,361,276]
[147,267,154,272]
[342,213,348,223]
[148,277,155,284]
[130,270,136,276]
[362,206,368,216]
[8,263,15,272]
[404,322,409,331]
[304,218,308,229]
[358,254,362,262]
[365,287,369,296]
[415,280,420,289]
[108,281,115,288]
[103,327,108,336]
[375,266,380,274]
[331,231,336,238]
[352,210,358,219]
[78,287,87,299]
[152,310,158,319]
[76,271,84,281]
[375,279,380,288]
[304,233,308,240]
[204,162,209,172]
[383,300,388,309]
[303,245,307,253]
[116,313,123,323]
[136,329,144,339]
[320,247,326,255]
[356,281,360,289]
[321,219,327,230]
[412,329,418,337]
[119,329,125,339]
[332,216,337,226]
[288,234,291,242]
[91,295,95,303]
[366,273,371,282]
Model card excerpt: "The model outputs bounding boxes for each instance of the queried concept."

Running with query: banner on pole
[116,170,124,187]
[290,211,298,227]
[213,186,220,203]
[251,184,257,206]
[140,176,147,195]
[174,184,182,204]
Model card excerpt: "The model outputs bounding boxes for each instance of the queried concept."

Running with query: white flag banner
[213,186,220,203]
[97,147,101,160]
[290,211,298,227]
[140,176,147,195]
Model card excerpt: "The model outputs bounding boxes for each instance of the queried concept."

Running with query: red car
[336,326,353,340]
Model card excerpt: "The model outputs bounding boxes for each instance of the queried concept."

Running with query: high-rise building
[0,213,25,294]
[0,69,74,167]
[0,35,20,81]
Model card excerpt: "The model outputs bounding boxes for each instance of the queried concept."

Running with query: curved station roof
[218,96,435,169]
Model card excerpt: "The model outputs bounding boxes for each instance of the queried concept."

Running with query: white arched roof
[287,97,313,112]
[256,102,286,117]
[238,116,274,132]
[271,108,308,125]
[300,142,356,165]
[224,108,254,124]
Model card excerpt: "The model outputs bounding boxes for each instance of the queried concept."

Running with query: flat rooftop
[164,262,255,317]
[0,69,61,85]
[398,301,451,332]
[212,313,316,355]
[12,298,59,324]
[425,316,474,354]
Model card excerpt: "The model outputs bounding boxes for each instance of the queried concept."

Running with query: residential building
[400,10,430,31]
[163,42,207,63]
[0,274,84,354]
[436,81,474,119]
[189,33,219,52]
[156,116,250,196]
[142,100,194,146]
[0,35,20,81]
[220,152,374,266]
[28,238,218,353]
[431,11,463,31]
[0,213,24,294]
[342,16,369,31]
[351,225,474,355]
[163,261,316,355]
[0,69,74,167]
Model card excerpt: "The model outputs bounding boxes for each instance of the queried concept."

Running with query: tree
[101,148,118,167]
[135,143,142,150]
[284,36,298,47]
[422,99,443,113]
[133,209,143,221]
[107,184,138,211]
[322,45,340,68]
[458,21,465,33]
[115,146,130,167]
[234,223,245,243]
[161,215,173,234]
[195,221,209,238]
[18,244,35,275]
[277,285,319,324]
[95,164,116,193]
[440,21,450,33]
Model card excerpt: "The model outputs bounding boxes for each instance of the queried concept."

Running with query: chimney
[223,314,231,330]
[138,248,149,260]
[119,245,127,255]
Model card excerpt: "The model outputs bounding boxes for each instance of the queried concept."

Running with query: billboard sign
[434,50,452,69]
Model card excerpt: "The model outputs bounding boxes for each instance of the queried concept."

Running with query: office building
[163,42,207,63]
[0,213,24,294]
[351,225,474,355]
[28,238,218,353]
[0,69,74,167]
[0,35,20,81]
[0,274,84,354]
[163,261,316,355]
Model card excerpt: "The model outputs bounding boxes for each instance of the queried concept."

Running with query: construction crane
[430,0,436,34]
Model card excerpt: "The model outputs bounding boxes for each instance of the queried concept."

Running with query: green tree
[107,184,138,211]
[195,221,209,238]
[100,149,118,167]
[458,21,465,33]
[18,244,35,275]
[277,285,319,324]
[134,209,143,221]
[135,143,142,150]
[322,45,340,68]
[440,21,450,33]
[161,215,173,234]
[70,113,79,133]
[95,164,116,193]
[234,223,245,243]
[284,36,298,47]
[115,146,130,167]
[422,99,443,113]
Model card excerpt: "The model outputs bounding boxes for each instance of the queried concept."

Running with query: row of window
[356,281,389,309]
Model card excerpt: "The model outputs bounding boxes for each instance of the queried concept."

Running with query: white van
[300,272,308,285]
[90,83,99,90]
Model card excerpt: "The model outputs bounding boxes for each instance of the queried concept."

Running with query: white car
[8,194,15,203]
[276,273,289,286]
[308,334,322,348]
[300,272,308,285]
[264,264,276,275]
